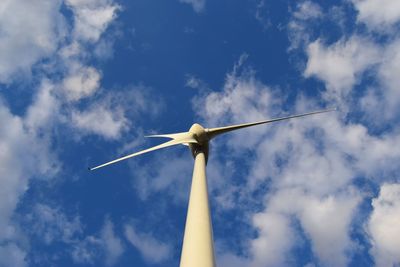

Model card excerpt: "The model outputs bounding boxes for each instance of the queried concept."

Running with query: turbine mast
[180,147,216,267]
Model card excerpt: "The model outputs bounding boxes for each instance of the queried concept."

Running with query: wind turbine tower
[90,108,335,267]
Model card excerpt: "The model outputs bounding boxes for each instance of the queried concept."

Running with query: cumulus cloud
[71,87,162,140]
[250,212,295,266]
[374,38,400,120]
[352,0,400,30]
[264,188,361,267]
[0,58,60,267]
[129,43,400,267]
[0,0,124,265]
[367,183,400,267]
[62,64,101,101]
[0,0,65,83]
[188,50,400,267]
[300,2,400,123]
[304,36,380,101]
[124,223,171,263]
[0,101,57,259]
[71,104,128,139]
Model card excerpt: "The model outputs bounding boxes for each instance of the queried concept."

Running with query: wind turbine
[89,108,335,267]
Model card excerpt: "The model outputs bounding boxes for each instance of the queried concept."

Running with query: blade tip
[145,135,161,138]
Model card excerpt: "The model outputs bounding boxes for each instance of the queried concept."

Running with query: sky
[0,0,400,266]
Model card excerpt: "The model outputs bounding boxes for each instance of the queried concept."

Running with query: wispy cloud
[287,1,323,50]
[65,0,120,43]
[25,205,124,266]
[179,0,206,13]
[124,223,171,263]
[101,218,125,266]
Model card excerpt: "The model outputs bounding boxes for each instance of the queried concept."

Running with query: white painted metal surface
[89,108,336,266]
[180,152,215,267]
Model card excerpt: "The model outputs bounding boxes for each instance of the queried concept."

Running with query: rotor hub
[189,123,209,163]
[189,123,209,145]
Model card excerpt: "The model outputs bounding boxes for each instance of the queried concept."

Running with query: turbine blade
[89,134,197,171]
[207,108,336,139]
[145,132,191,140]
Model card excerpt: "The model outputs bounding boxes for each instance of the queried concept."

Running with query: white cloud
[193,57,279,151]
[62,64,101,101]
[71,104,128,140]
[0,103,56,246]
[94,38,116,60]
[247,188,360,267]
[0,0,123,265]
[27,206,124,266]
[70,235,102,264]
[300,4,400,123]
[70,87,162,140]
[300,195,358,267]
[0,243,27,267]
[25,80,60,130]
[352,0,400,30]
[0,0,65,83]
[189,55,400,266]
[185,74,207,90]
[271,189,360,267]
[304,36,380,101]
[179,0,205,13]
[101,219,124,266]
[250,212,295,266]
[293,1,323,20]
[367,183,400,267]
[66,0,120,43]
[0,66,60,267]
[375,38,400,120]
[217,252,250,267]
[254,0,271,30]
[131,150,193,201]
[59,41,82,59]
[28,204,83,245]
[287,1,323,50]
[124,223,171,264]
[71,218,125,266]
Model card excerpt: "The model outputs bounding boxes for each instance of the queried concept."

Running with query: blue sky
[1,0,400,266]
